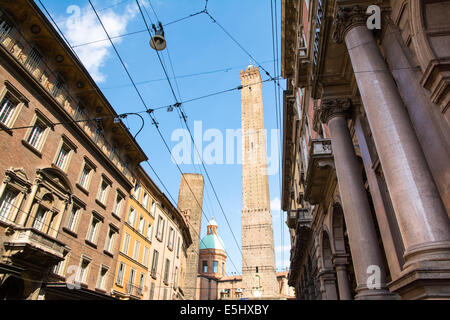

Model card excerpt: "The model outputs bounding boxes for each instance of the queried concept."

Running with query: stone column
[318,270,338,300]
[381,21,450,216]
[333,256,353,300]
[319,99,393,299]
[332,5,450,279]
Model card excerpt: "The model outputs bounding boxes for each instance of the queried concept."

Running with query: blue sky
[37,0,289,275]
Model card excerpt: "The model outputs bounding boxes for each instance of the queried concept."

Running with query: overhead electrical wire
[88,0,242,275]
[136,0,250,270]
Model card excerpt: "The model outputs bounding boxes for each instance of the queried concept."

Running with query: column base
[389,259,450,300]
[354,285,399,300]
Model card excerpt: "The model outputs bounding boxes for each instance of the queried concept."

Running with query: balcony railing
[0,14,132,181]
[126,283,144,298]
[287,208,312,229]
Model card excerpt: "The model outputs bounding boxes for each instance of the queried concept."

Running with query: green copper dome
[199,217,226,251]
[199,233,226,251]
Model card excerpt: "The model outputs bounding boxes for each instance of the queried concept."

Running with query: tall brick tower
[240,65,278,299]
[177,173,204,300]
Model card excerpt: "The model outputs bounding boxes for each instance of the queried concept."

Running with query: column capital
[317,98,352,124]
[332,254,350,267]
[332,5,368,44]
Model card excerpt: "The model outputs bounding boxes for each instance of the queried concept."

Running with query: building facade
[240,65,279,299]
[146,178,192,300]
[0,0,147,299]
[281,0,450,300]
[111,166,156,300]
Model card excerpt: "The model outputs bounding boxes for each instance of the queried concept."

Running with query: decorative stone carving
[318,98,352,124]
[332,5,368,44]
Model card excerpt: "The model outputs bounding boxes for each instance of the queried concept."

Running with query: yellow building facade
[112,166,156,300]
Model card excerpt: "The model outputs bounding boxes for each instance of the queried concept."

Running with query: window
[0,18,12,42]
[173,267,178,289]
[138,273,145,295]
[146,223,153,240]
[149,282,155,299]
[222,262,225,275]
[133,240,140,261]
[133,182,141,200]
[97,266,108,290]
[202,261,208,273]
[167,227,174,250]
[116,262,125,286]
[76,257,90,284]
[127,268,136,294]
[104,227,116,253]
[213,261,218,273]
[113,193,124,217]
[78,164,93,190]
[86,215,101,244]
[142,192,149,210]
[73,103,85,121]
[97,180,109,204]
[53,249,69,277]
[51,77,64,98]
[143,246,149,267]
[66,204,80,232]
[150,200,156,217]
[163,259,170,285]
[138,215,145,234]
[54,144,71,171]
[122,232,130,254]
[33,206,46,232]
[24,48,42,73]
[0,94,18,127]
[127,207,136,227]
[150,250,159,278]
[26,119,46,150]
[156,215,165,241]
[176,237,180,258]
[0,188,18,222]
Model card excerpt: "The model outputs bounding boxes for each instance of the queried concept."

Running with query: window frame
[122,232,130,255]
[0,81,28,131]
[116,262,125,286]
[0,187,19,223]
[85,212,103,245]
[53,135,77,172]
[77,157,96,193]
[96,265,109,291]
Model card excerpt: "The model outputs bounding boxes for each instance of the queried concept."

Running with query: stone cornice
[318,98,352,124]
[332,5,368,44]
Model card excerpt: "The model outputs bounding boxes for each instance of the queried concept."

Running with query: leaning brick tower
[240,65,278,299]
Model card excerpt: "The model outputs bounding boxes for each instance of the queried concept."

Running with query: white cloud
[270,197,281,212]
[60,2,141,83]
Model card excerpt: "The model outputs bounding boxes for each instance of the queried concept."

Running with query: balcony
[304,139,335,205]
[126,283,144,299]
[287,208,312,230]
[4,228,65,266]
[0,15,133,182]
